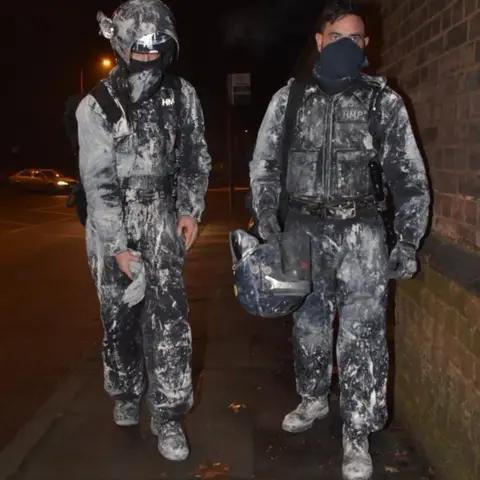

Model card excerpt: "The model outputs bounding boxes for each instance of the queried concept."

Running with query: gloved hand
[388,242,418,280]
[122,252,146,307]
[257,211,281,241]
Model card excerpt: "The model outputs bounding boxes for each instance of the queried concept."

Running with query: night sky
[4,0,325,174]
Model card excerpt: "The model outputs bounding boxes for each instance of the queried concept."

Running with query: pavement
[0,187,433,480]
[0,187,101,451]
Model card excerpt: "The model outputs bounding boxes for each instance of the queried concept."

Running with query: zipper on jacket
[324,97,336,201]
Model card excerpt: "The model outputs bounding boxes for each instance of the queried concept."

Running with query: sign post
[227,73,251,216]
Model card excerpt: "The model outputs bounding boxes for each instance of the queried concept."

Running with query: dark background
[3,0,326,182]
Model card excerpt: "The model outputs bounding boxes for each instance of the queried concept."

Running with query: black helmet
[97,0,179,68]
[230,229,311,318]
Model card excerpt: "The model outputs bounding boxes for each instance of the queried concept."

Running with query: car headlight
[57,181,69,186]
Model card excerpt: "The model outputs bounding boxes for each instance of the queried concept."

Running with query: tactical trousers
[285,210,389,440]
[87,193,193,426]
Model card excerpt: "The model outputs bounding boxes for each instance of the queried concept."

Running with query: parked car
[8,169,77,194]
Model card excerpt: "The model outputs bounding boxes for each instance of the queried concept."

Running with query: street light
[80,58,113,96]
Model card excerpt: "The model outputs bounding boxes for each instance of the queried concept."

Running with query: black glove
[257,211,281,241]
[388,242,418,280]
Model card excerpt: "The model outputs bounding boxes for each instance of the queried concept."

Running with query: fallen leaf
[385,466,400,473]
[193,462,230,479]
[228,402,246,413]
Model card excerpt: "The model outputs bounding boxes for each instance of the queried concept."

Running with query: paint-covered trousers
[285,209,389,440]
[87,191,193,425]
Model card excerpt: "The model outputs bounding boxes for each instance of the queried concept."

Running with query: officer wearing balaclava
[76,0,211,461]
[249,1,430,479]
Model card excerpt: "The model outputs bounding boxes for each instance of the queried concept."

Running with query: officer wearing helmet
[76,0,211,461]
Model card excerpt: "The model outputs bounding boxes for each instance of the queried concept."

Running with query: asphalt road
[0,188,101,450]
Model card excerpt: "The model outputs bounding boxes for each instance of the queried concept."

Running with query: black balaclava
[97,0,179,117]
[313,37,368,94]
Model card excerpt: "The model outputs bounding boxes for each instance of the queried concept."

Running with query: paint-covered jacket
[249,73,430,249]
[76,75,212,256]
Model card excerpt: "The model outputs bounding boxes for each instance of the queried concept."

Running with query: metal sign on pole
[227,73,251,216]
[227,73,251,107]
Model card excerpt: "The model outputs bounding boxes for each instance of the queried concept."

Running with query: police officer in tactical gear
[249,1,430,479]
[76,0,211,461]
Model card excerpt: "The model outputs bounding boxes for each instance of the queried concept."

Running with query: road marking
[29,204,67,211]
[0,219,31,226]
[30,208,76,217]
[44,233,85,240]
[0,217,73,235]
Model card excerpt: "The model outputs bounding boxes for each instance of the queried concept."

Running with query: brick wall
[378,1,480,479]
[292,2,480,478]
[395,258,479,479]
[379,0,480,251]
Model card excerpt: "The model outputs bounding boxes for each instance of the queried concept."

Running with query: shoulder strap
[90,82,123,126]
[162,73,182,121]
[368,87,383,153]
[280,78,307,189]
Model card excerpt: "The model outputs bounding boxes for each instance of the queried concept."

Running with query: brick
[469,11,480,39]
[474,358,480,390]
[470,92,480,117]
[418,4,429,25]
[435,170,459,194]
[427,268,455,302]
[440,44,473,73]
[442,9,452,31]
[441,72,466,95]
[429,60,439,82]
[467,122,480,142]
[457,224,477,247]
[466,67,480,90]
[465,200,478,225]
[451,197,466,222]
[457,96,471,120]
[461,349,476,381]
[459,173,480,198]
[446,21,468,50]
[464,385,480,424]
[431,15,442,38]
[434,216,458,240]
[456,314,474,351]
[466,0,477,16]
[447,334,464,371]
[441,194,453,216]
[468,149,480,170]
[472,328,480,355]
[444,305,460,336]
[426,36,445,60]
[464,294,480,326]
[452,0,465,25]
[421,126,439,144]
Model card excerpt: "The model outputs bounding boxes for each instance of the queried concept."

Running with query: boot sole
[281,407,329,433]
[342,472,372,480]
[158,448,189,462]
[114,419,140,427]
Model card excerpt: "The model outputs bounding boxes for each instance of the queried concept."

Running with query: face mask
[314,37,366,81]
[129,66,163,103]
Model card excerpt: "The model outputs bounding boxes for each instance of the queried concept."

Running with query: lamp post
[80,58,113,96]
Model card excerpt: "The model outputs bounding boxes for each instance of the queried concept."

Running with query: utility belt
[287,195,377,220]
[120,175,175,203]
